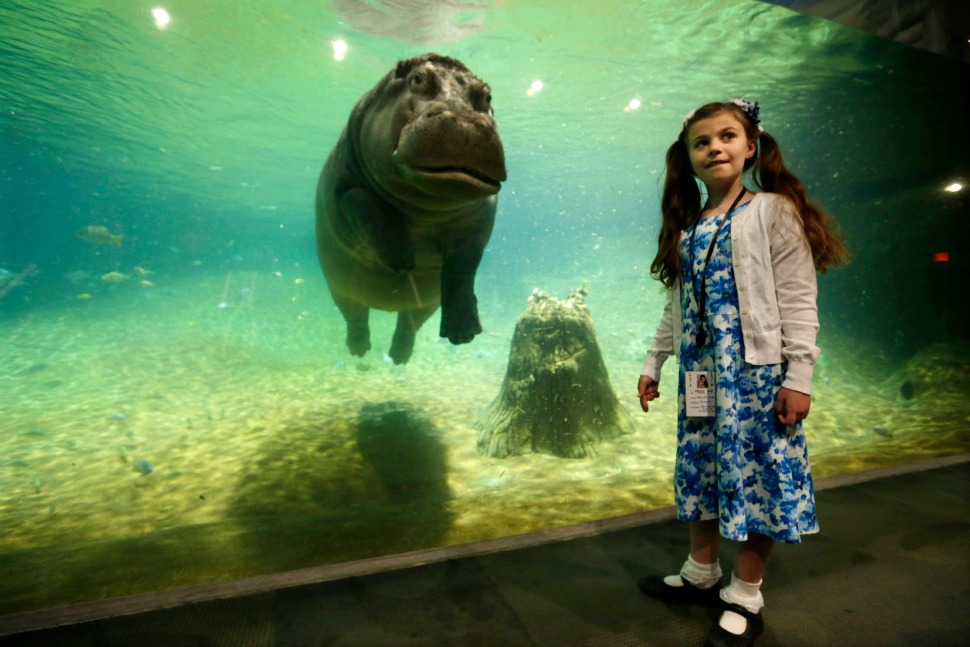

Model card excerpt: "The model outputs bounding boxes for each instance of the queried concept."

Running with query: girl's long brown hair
[650,102,849,288]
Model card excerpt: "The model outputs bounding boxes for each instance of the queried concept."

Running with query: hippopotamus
[315,53,506,364]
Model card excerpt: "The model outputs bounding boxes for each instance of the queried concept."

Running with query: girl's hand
[638,375,660,412]
[775,387,811,426]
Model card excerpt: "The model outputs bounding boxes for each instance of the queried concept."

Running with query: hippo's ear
[394,57,430,81]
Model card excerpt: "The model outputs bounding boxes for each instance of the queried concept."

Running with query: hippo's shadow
[356,401,453,505]
[228,401,454,571]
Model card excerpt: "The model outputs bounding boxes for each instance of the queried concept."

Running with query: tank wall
[0,0,968,617]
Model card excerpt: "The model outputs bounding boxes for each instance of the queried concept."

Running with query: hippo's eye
[470,83,492,112]
[410,70,437,95]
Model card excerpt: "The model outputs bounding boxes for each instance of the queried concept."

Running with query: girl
[637,99,847,647]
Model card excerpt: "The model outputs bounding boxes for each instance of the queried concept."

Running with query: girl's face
[685,111,756,191]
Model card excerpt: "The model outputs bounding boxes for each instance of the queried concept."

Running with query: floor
[1,456,968,646]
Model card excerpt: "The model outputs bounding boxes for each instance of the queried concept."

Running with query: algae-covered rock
[476,287,632,458]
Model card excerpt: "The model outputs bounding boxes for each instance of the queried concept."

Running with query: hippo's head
[354,54,507,210]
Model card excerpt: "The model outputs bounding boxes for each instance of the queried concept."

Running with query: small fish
[132,459,153,475]
[76,225,124,246]
[133,266,153,276]
[64,270,92,285]
[108,412,126,422]
[138,280,155,288]
[101,271,129,283]
[872,424,893,439]
[16,362,49,376]
[0,264,35,297]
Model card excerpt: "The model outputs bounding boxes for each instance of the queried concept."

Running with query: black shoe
[704,603,764,647]
[637,575,723,607]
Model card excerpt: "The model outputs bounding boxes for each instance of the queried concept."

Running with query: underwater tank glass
[1,0,968,616]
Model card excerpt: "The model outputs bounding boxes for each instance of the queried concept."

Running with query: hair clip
[728,98,764,132]
[681,100,765,132]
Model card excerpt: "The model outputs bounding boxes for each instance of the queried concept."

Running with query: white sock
[718,573,764,634]
[663,554,722,589]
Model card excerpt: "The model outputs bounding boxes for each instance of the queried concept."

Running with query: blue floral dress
[676,201,818,544]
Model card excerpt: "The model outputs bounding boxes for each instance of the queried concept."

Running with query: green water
[1,0,969,616]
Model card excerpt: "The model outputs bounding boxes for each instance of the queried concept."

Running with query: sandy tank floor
[1,269,968,614]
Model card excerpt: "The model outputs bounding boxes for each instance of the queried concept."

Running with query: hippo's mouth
[410,165,503,190]
[392,135,506,200]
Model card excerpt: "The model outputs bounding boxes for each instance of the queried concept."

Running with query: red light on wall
[934,252,950,263]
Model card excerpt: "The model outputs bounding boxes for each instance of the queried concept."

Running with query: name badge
[686,371,715,417]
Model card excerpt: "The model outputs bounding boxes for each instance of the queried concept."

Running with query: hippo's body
[316,54,506,364]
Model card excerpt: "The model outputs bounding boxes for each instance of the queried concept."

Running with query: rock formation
[476,288,632,458]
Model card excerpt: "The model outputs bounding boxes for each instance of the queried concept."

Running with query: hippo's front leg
[439,287,482,344]
[438,218,491,345]
[339,187,415,272]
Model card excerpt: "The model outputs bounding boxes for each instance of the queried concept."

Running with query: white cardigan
[640,192,820,395]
